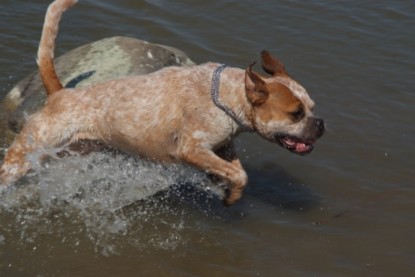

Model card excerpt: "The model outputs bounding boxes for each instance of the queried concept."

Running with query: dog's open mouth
[276,135,315,155]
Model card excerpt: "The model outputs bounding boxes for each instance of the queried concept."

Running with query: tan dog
[0,0,325,205]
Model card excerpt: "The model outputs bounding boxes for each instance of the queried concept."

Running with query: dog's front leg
[180,148,248,205]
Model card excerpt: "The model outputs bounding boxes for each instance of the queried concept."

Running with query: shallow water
[0,0,414,276]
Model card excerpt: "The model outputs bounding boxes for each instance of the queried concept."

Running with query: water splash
[0,151,226,255]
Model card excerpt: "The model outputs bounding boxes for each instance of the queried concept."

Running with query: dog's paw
[223,189,242,207]
[0,168,12,187]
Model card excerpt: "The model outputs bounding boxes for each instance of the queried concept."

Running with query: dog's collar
[211,64,254,132]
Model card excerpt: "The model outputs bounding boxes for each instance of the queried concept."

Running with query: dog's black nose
[315,118,325,130]
[314,118,325,137]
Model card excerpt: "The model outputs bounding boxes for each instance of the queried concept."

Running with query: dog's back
[42,62,239,160]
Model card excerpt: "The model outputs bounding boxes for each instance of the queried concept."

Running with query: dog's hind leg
[0,113,79,186]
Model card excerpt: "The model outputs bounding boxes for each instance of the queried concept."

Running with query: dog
[0,0,325,205]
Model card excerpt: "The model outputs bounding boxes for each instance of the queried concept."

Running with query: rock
[0,36,194,144]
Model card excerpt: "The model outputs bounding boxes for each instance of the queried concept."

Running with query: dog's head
[245,51,325,155]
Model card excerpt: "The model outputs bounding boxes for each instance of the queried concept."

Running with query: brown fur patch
[254,82,301,122]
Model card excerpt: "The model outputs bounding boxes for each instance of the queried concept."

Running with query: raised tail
[37,0,78,96]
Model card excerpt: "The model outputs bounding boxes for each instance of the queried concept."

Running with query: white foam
[0,151,226,255]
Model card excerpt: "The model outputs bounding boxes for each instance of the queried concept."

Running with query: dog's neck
[211,65,255,133]
[211,64,254,132]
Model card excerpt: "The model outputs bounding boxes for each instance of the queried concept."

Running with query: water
[0,0,414,276]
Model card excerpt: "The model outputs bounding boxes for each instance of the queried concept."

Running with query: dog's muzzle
[275,117,325,155]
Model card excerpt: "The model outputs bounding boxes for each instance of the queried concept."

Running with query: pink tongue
[295,142,309,152]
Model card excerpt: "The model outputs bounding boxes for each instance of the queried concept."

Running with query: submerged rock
[0,36,194,143]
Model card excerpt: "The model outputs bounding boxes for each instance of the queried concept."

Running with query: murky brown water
[1,0,414,276]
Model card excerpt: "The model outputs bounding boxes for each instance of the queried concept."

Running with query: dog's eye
[290,108,304,120]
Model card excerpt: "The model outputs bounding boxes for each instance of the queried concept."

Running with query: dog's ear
[245,62,268,105]
[261,50,287,76]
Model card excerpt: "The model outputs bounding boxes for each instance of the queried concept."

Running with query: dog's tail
[37,0,78,96]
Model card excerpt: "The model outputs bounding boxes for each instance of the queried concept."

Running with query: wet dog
[0,0,325,205]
